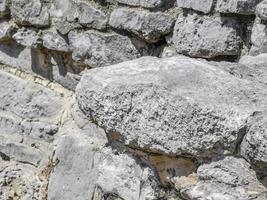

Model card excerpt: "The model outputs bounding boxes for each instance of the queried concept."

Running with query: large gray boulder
[50,0,108,31]
[177,0,215,13]
[109,8,174,43]
[241,111,267,171]
[11,0,50,27]
[68,30,140,68]
[173,13,242,58]
[76,56,267,158]
[181,157,267,199]
[216,0,262,15]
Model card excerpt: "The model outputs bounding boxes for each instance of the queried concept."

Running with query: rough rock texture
[11,0,50,27]
[68,30,140,67]
[0,21,16,41]
[256,0,267,20]
[216,0,262,15]
[109,8,174,43]
[177,0,214,13]
[241,111,267,170]
[181,157,267,199]
[114,0,175,8]
[77,56,267,157]
[1,0,267,199]
[50,0,108,31]
[173,14,242,58]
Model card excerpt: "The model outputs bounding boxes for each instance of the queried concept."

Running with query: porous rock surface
[0,0,267,199]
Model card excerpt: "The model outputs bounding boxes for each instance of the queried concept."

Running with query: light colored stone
[216,0,262,15]
[250,19,267,56]
[0,161,47,200]
[42,30,70,52]
[109,8,174,43]
[173,13,241,58]
[77,56,267,157]
[0,21,17,41]
[256,0,267,20]
[0,71,61,119]
[68,30,140,68]
[181,157,267,199]
[0,0,9,18]
[115,0,174,8]
[177,0,214,13]
[50,0,107,31]
[11,0,50,27]
[241,111,267,170]
[13,28,42,48]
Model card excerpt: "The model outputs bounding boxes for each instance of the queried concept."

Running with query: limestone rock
[241,111,267,170]
[177,0,215,13]
[181,157,267,199]
[68,30,140,68]
[216,0,262,15]
[76,56,267,157]
[50,0,108,31]
[0,71,61,119]
[115,0,175,8]
[96,148,162,200]
[0,0,9,18]
[256,0,267,20]
[109,8,174,43]
[47,134,103,200]
[173,13,242,58]
[11,0,50,27]
[0,21,17,41]
[13,28,42,48]
[0,42,51,78]
[0,161,47,200]
[42,30,70,52]
[250,19,267,56]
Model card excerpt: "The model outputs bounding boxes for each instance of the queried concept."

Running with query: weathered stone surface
[42,30,70,52]
[11,0,50,27]
[48,115,162,200]
[256,0,267,20]
[181,157,267,199]
[177,0,214,13]
[0,0,9,18]
[109,8,174,43]
[216,0,262,15]
[0,42,51,78]
[0,71,61,119]
[13,27,42,48]
[68,30,140,68]
[250,19,267,56]
[50,0,108,31]
[0,161,47,200]
[77,56,267,157]
[241,111,267,170]
[96,148,162,200]
[0,21,17,41]
[115,0,174,8]
[173,14,242,58]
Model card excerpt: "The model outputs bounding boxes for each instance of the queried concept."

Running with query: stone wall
[0,0,267,199]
